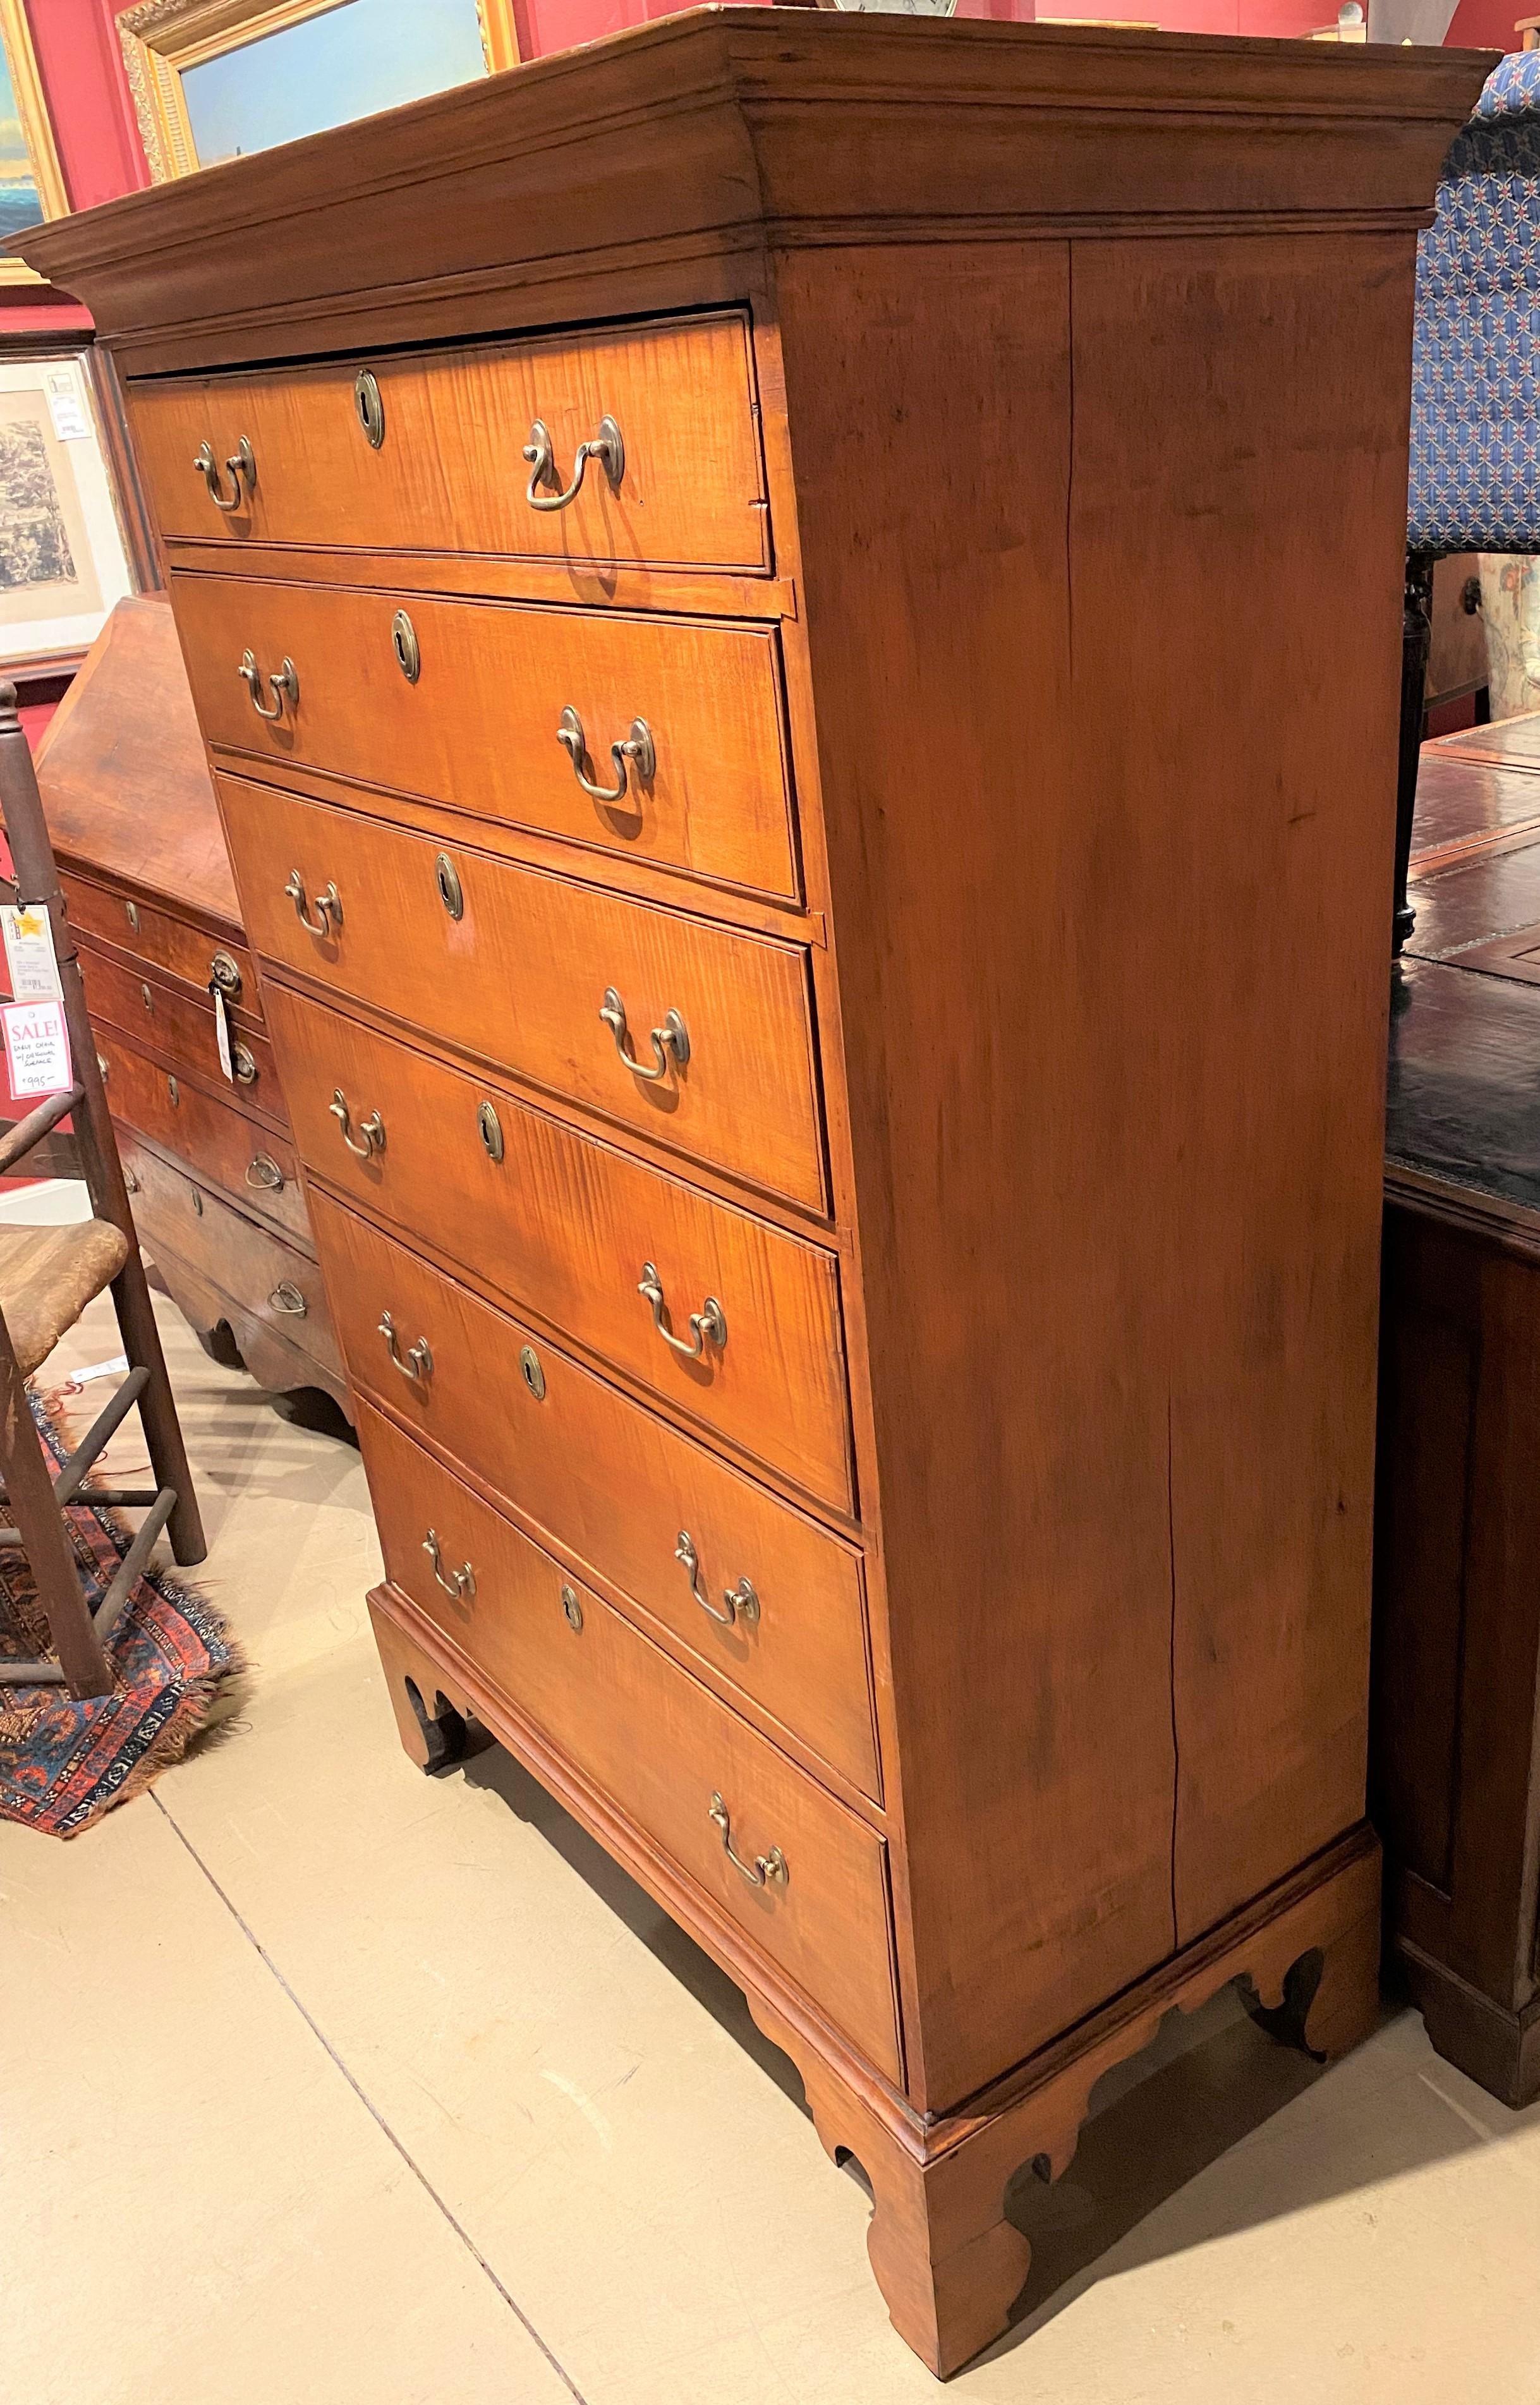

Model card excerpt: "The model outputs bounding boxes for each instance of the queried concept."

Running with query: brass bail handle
[638,1262,725,1361]
[284,869,343,938]
[600,988,688,1084]
[423,1529,475,1603]
[675,1531,760,1628]
[379,1310,432,1383]
[193,435,255,510]
[523,413,625,512]
[708,1793,787,1889]
[330,1087,385,1160]
[557,706,655,807]
[238,649,299,724]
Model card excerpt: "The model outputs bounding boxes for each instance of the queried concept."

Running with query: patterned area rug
[0,1395,244,1838]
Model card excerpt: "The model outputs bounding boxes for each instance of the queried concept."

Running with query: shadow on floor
[460,1738,1485,2364]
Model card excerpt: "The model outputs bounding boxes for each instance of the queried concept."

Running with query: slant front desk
[21,17,1485,2373]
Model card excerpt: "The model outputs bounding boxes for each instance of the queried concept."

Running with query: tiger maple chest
[20,14,1485,2374]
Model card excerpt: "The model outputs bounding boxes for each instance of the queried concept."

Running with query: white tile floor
[4,1277,1540,2405]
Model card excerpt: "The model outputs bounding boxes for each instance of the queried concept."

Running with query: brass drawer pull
[284,869,343,938]
[557,706,654,806]
[675,1530,760,1628]
[270,1281,307,1317]
[231,1043,258,1086]
[330,1088,385,1160]
[708,1792,787,1889]
[523,413,624,512]
[379,1310,432,1383]
[238,649,299,724]
[600,988,688,1084]
[638,1262,725,1360]
[246,1153,284,1192]
[210,951,242,1000]
[193,435,255,511]
[354,368,385,448]
[423,1527,475,1604]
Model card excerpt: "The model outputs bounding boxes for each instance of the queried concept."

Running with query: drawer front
[220,779,824,1211]
[360,1403,898,2080]
[121,1129,339,1379]
[63,873,257,1017]
[131,313,769,572]
[178,578,798,904]
[80,948,282,1118]
[268,986,852,1511]
[311,1189,877,1797]
[97,1027,306,1242]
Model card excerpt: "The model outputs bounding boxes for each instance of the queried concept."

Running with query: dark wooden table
[1377,720,1540,2105]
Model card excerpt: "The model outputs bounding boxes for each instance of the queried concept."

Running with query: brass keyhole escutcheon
[355,368,385,449]
[125,900,140,935]
[167,1075,179,1108]
[190,1187,203,1217]
[391,609,420,684]
[140,983,154,1014]
[519,1344,545,1402]
[210,951,242,1000]
[477,1101,504,1163]
[561,1584,584,1633]
[435,852,463,920]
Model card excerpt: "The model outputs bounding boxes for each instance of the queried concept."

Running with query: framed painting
[0,353,136,682]
[118,0,521,181]
[0,0,69,288]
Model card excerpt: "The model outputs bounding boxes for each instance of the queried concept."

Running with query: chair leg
[0,1340,111,1698]
[108,1256,207,1568]
[1393,552,1433,958]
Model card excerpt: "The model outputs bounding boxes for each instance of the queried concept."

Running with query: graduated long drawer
[61,871,257,1015]
[359,1400,899,2080]
[175,577,799,903]
[219,777,825,1210]
[79,947,282,1123]
[311,1188,878,1796]
[267,983,854,1512]
[131,312,769,571]
[96,1026,306,1242]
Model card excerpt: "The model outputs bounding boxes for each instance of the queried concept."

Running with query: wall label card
[1,902,62,1002]
[2,997,71,1098]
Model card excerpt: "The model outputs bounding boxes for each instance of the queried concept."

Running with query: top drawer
[128,313,770,574]
[61,872,258,1020]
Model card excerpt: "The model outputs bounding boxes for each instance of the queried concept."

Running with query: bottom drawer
[358,1400,902,2083]
[120,1128,341,1381]
[97,1026,306,1242]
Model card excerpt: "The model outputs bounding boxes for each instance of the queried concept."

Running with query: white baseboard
[0,1177,92,1225]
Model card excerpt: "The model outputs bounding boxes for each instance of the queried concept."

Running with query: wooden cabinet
[23,18,1483,2375]
[33,595,349,1418]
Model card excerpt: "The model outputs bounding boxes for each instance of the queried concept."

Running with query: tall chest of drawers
[23,17,1484,2374]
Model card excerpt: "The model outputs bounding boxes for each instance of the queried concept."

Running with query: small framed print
[0,352,136,682]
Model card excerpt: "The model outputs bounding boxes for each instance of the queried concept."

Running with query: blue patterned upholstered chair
[1395,49,1540,952]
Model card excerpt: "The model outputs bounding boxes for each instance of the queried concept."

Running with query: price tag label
[44,366,91,442]
[210,979,234,1082]
[1,902,61,1001]
[2,997,71,1098]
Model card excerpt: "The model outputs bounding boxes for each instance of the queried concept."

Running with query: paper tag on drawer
[2,997,71,1097]
[1,902,61,1001]
[209,981,234,1082]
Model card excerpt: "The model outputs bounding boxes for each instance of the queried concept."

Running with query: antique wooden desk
[20,18,1484,2372]
[33,596,348,1417]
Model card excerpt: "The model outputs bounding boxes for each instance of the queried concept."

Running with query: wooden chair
[0,681,205,1699]
[1395,50,1540,952]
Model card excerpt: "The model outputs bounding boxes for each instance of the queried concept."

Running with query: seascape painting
[179,0,492,167]
[0,37,42,244]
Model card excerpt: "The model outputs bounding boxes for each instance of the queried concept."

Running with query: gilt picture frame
[0,0,69,290]
[117,0,521,182]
